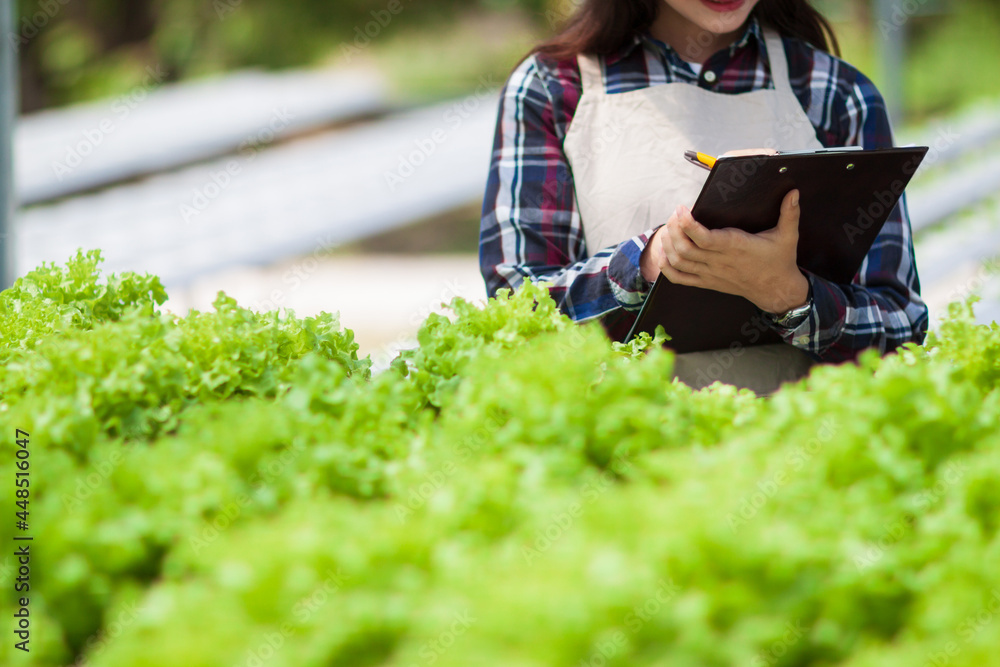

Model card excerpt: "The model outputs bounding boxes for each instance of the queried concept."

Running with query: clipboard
[624,146,929,352]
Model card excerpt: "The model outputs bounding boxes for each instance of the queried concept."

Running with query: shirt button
[703,70,717,84]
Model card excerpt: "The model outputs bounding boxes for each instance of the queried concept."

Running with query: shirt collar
[606,13,763,67]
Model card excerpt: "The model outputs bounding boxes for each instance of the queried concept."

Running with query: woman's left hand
[659,188,810,314]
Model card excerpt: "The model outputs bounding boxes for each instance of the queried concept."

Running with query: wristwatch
[768,298,813,329]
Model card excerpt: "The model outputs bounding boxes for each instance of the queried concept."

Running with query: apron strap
[576,53,605,97]
[761,26,794,97]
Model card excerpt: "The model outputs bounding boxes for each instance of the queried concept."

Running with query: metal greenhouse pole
[874,0,906,128]
[0,0,16,289]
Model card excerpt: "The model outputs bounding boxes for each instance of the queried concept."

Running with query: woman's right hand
[639,207,716,283]
[639,192,808,315]
[640,148,780,284]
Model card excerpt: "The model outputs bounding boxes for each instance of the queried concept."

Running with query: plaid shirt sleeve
[772,68,929,362]
[479,55,655,323]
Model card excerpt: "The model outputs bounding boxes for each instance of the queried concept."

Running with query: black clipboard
[624,146,929,352]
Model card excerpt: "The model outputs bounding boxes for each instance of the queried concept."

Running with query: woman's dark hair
[533,0,840,61]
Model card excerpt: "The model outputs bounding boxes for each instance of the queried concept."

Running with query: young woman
[478,0,929,394]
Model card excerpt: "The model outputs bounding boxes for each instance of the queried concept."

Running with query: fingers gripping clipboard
[624,146,929,352]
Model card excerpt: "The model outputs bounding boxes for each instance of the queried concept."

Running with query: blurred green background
[14,0,1000,120]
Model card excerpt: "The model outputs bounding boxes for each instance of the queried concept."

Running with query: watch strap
[766,281,814,330]
[771,298,812,329]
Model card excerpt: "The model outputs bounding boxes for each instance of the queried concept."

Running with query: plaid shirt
[479,15,928,362]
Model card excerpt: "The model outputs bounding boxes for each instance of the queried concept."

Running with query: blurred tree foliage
[13,0,547,111]
[11,0,1000,118]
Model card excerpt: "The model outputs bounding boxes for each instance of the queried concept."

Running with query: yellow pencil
[684,150,717,171]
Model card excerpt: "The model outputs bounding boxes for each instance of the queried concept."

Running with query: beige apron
[563,24,821,396]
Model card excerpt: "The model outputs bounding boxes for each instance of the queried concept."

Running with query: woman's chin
[697,14,752,35]
[688,3,754,35]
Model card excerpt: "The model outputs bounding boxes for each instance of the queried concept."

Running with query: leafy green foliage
[0,249,167,359]
[0,251,370,453]
[2,252,1000,667]
[390,281,579,408]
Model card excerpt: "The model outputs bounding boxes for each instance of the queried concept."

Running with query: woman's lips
[700,0,746,12]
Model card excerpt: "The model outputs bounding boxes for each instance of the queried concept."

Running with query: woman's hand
[640,189,809,314]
